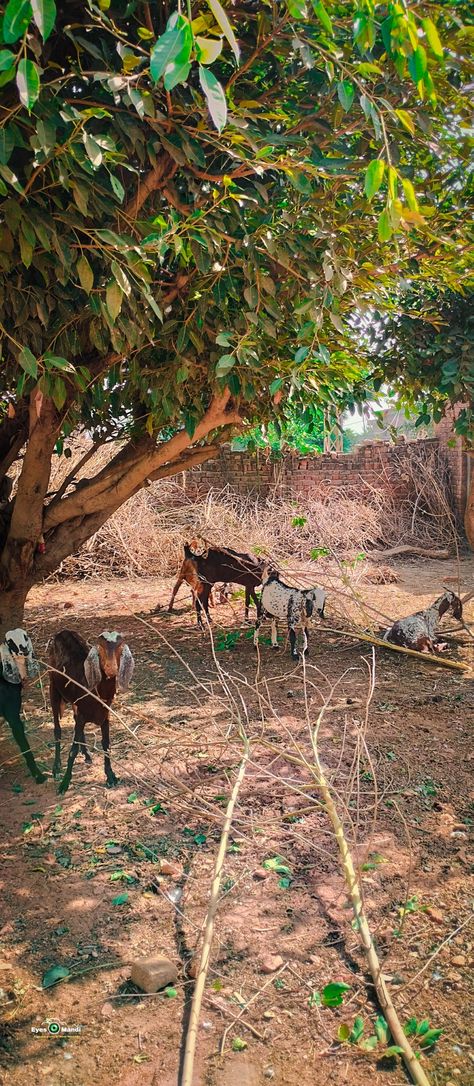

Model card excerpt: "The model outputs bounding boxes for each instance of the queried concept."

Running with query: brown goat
[47,629,134,793]
[168,542,270,626]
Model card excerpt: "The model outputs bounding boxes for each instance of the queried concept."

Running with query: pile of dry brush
[44,441,458,582]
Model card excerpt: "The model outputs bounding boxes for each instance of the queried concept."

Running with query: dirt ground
[0,557,473,1086]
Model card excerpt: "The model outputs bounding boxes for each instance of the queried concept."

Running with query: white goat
[254,572,326,659]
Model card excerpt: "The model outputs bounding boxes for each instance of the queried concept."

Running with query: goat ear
[305,596,314,618]
[118,644,134,693]
[84,646,102,690]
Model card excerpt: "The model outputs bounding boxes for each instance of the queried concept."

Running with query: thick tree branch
[37,445,219,576]
[44,389,241,531]
[124,153,177,219]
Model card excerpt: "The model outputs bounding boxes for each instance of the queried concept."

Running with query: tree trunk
[0,582,31,638]
[465,453,474,550]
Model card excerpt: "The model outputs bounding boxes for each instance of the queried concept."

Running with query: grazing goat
[0,629,46,782]
[168,542,267,625]
[383,590,463,653]
[47,629,134,794]
[254,572,326,659]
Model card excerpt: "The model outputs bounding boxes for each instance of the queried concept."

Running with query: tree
[0,0,472,630]
[362,288,474,540]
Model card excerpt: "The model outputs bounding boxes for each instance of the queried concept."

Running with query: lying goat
[254,572,326,659]
[383,590,463,653]
[0,629,45,782]
[168,542,267,625]
[47,629,134,793]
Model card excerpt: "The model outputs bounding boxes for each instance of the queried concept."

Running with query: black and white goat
[47,629,134,793]
[0,628,46,782]
[383,590,463,653]
[254,572,326,660]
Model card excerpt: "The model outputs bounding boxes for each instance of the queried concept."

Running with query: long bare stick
[321,625,470,673]
[181,740,250,1086]
[306,667,432,1086]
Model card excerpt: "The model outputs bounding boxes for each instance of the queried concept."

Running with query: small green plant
[291,515,307,528]
[338,1015,404,1058]
[215,631,241,651]
[231,1037,247,1052]
[273,977,285,990]
[404,1017,443,1048]
[310,546,330,561]
[361,852,387,872]
[309,982,351,1009]
[263,855,292,877]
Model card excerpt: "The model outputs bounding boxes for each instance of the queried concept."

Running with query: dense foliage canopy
[0,0,472,623]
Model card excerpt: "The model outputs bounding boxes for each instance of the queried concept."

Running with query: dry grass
[43,441,457,583]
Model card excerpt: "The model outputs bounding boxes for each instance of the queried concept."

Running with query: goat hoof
[106,774,119,789]
[57,779,70,795]
[291,653,299,661]
[84,754,93,765]
[271,644,279,651]
[35,771,47,784]
[52,764,62,780]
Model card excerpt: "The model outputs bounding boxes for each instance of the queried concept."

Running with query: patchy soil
[0,557,473,1086]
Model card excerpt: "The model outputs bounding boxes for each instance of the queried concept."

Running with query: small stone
[452,955,466,966]
[254,868,270,880]
[263,1010,277,1020]
[425,906,444,924]
[260,955,284,974]
[101,1002,115,1017]
[452,1070,461,1077]
[130,955,178,994]
[160,861,183,879]
[264,1069,275,1079]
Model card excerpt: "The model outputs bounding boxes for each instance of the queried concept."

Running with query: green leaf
[195,36,223,65]
[338,1024,351,1043]
[16,58,40,110]
[111,259,131,296]
[374,1016,389,1044]
[77,254,94,294]
[349,1015,365,1043]
[150,24,191,83]
[401,177,418,212]
[364,159,385,200]
[395,109,415,136]
[360,1035,378,1052]
[19,346,38,378]
[52,376,66,410]
[377,208,392,243]
[215,353,235,377]
[83,131,103,167]
[31,0,56,41]
[337,80,354,112]
[287,0,307,16]
[42,964,70,988]
[207,0,240,62]
[199,65,227,132]
[111,892,129,905]
[110,173,125,202]
[311,0,333,36]
[164,57,191,91]
[382,1046,405,1058]
[0,49,15,70]
[408,46,427,84]
[422,17,443,60]
[321,982,351,1008]
[231,1037,247,1052]
[0,127,14,164]
[43,353,75,372]
[419,1028,442,1048]
[216,331,233,346]
[163,985,177,998]
[106,280,123,322]
[2,0,32,43]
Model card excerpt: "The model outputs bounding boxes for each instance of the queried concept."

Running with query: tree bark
[0,583,32,638]
[464,452,474,550]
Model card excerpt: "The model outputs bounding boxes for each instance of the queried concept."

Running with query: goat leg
[51,683,63,778]
[75,721,92,764]
[289,627,299,660]
[271,618,278,650]
[167,573,184,612]
[8,708,46,783]
[101,718,118,788]
[58,735,80,794]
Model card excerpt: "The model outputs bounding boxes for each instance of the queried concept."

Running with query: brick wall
[183,437,447,505]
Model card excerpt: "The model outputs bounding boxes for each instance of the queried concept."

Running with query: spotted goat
[383,590,463,653]
[47,629,134,793]
[254,572,326,660]
[0,628,45,782]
